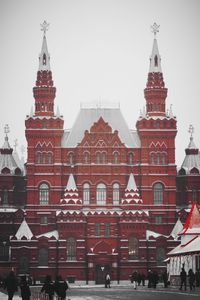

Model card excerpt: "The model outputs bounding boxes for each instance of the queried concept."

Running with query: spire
[187,124,197,150]
[33,21,56,117]
[122,173,143,205]
[39,21,50,71]
[60,174,82,205]
[1,124,12,152]
[126,173,137,191]
[144,23,167,117]
[66,174,77,191]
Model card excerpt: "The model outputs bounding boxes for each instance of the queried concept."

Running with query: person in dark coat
[188,269,195,291]
[162,270,168,288]
[20,276,31,300]
[195,269,200,287]
[41,275,54,300]
[4,271,18,300]
[54,275,69,300]
[179,267,187,291]
[131,271,138,289]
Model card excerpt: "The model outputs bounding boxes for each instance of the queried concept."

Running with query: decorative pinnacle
[40,20,50,36]
[151,22,160,37]
[188,124,194,138]
[4,124,10,137]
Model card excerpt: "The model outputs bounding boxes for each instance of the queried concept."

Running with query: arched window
[83,183,90,205]
[96,153,101,164]
[38,248,48,266]
[68,153,73,165]
[2,189,8,205]
[153,183,164,205]
[67,237,76,261]
[113,183,120,205]
[129,236,139,259]
[84,152,89,164]
[102,153,106,164]
[113,152,118,164]
[39,183,49,205]
[129,153,133,165]
[156,247,165,265]
[96,183,106,205]
[42,152,46,164]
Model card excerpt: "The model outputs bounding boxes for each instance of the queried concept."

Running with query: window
[47,152,52,164]
[96,183,106,205]
[102,153,106,164]
[83,183,90,204]
[113,183,120,205]
[153,183,164,205]
[192,190,197,202]
[84,152,89,164]
[105,223,110,237]
[113,152,118,164]
[96,153,101,164]
[2,189,8,205]
[95,223,100,236]
[67,237,76,261]
[19,256,29,273]
[40,216,48,225]
[38,248,48,266]
[129,237,138,259]
[0,242,9,261]
[156,247,166,266]
[129,153,133,165]
[69,153,73,165]
[39,183,49,205]
[36,152,41,164]
[155,216,162,224]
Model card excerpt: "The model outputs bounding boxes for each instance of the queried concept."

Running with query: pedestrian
[105,273,111,288]
[188,269,195,291]
[131,271,138,289]
[54,275,69,300]
[179,267,187,291]
[162,270,168,288]
[195,269,200,287]
[141,273,145,286]
[20,276,31,300]
[152,271,159,288]
[4,270,18,300]
[147,270,153,288]
[40,275,54,300]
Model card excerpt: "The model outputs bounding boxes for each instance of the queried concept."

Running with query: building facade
[1,23,196,283]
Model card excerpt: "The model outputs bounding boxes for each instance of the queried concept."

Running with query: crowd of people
[1,272,69,300]
[1,267,200,299]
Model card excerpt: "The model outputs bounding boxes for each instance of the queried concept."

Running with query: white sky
[0,0,200,167]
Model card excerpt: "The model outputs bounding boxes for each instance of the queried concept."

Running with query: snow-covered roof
[61,107,141,148]
[170,218,183,240]
[36,230,59,240]
[168,236,200,256]
[0,136,23,175]
[146,230,167,240]
[126,173,137,191]
[179,202,200,235]
[65,174,77,191]
[180,136,200,173]
[15,219,33,240]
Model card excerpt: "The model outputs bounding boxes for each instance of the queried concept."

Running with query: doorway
[95,264,110,284]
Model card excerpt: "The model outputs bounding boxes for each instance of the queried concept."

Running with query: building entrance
[95,264,110,284]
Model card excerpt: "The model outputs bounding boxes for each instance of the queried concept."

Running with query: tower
[25,21,64,214]
[136,23,177,234]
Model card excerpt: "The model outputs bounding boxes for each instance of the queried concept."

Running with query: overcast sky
[0,0,200,167]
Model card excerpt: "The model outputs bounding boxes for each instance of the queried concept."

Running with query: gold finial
[188,124,194,137]
[4,124,10,137]
[40,20,50,36]
[151,22,160,37]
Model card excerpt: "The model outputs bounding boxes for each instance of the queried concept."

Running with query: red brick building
[1,23,196,283]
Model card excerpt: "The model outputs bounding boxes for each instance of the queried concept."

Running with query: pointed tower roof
[180,125,200,173]
[15,219,33,240]
[38,21,50,71]
[179,202,200,235]
[122,173,143,204]
[149,38,162,73]
[60,174,82,205]
[66,174,77,191]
